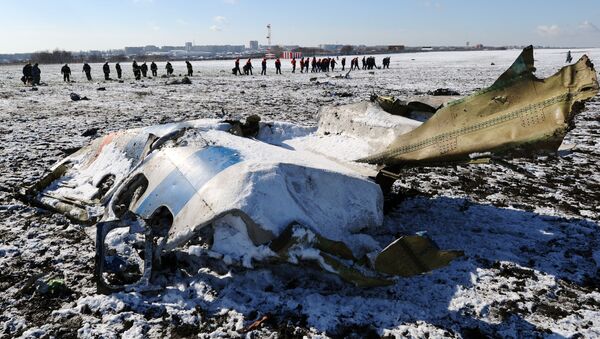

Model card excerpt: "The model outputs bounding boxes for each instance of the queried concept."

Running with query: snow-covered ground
[1,49,599,338]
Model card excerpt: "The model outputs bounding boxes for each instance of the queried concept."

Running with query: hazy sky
[1,0,599,53]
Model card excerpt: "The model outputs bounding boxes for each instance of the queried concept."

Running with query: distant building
[124,46,144,55]
[190,45,245,53]
[105,49,125,56]
[248,40,259,50]
[319,44,343,52]
[281,51,302,59]
[387,45,405,52]
[160,46,180,52]
[144,45,160,52]
[185,42,193,52]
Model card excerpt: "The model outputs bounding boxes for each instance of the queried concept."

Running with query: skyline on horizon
[1,0,599,54]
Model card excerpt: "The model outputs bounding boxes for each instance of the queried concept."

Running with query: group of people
[233,55,390,76]
[22,55,390,85]
[360,56,379,70]
[55,60,187,83]
[21,62,42,85]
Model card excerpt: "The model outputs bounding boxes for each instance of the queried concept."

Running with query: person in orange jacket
[291,57,296,73]
[299,58,305,73]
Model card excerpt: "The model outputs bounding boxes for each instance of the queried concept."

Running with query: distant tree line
[31,50,74,64]
[30,49,128,64]
[129,54,173,62]
[292,47,327,57]
[340,45,354,54]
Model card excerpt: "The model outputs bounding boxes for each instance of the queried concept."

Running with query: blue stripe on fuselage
[134,146,241,218]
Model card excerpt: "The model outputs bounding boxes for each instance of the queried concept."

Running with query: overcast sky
[1,0,599,53]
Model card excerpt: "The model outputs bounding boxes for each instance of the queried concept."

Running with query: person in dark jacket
[233,58,241,75]
[382,57,390,69]
[566,50,573,63]
[291,57,296,73]
[31,63,41,85]
[132,60,141,80]
[115,62,122,79]
[341,57,346,71]
[366,56,376,70]
[150,62,157,77]
[362,56,366,70]
[275,58,282,74]
[330,58,336,72]
[186,60,193,76]
[261,58,267,75]
[103,62,110,80]
[22,62,32,84]
[166,61,174,76]
[244,59,253,75]
[82,63,92,81]
[141,62,148,77]
[61,64,71,82]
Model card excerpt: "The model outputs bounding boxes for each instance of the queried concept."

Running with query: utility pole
[266,24,272,52]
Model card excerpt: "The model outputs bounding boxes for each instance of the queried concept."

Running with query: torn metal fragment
[371,94,438,118]
[360,46,600,166]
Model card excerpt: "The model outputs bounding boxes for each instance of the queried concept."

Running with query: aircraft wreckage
[19,47,599,292]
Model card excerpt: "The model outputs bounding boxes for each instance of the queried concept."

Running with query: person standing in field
[165,61,174,76]
[186,60,193,76]
[299,58,304,73]
[382,57,390,69]
[275,58,282,74]
[141,62,148,77]
[291,57,296,73]
[132,60,141,80]
[341,57,346,71]
[61,64,71,82]
[82,63,92,81]
[103,62,110,80]
[330,58,336,72]
[261,58,267,75]
[150,62,157,77]
[31,63,41,85]
[233,58,241,75]
[22,62,32,85]
[115,62,122,79]
[566,50,573,63]
[244,59,253,75]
